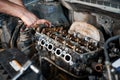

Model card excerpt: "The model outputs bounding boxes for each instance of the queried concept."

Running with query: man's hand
[34,19,51,28]
[0,0,51,28]
[20,11,51,28]
[19,8,51,28]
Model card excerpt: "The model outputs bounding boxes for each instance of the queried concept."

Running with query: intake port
[64,54,72,63]
[40,39,46,46]
[55,48,62,56]
[47,43,54,51]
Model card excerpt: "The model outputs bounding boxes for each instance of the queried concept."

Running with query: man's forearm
[0,0,51,27]
[8,0,24,7]
[0,0,26,18]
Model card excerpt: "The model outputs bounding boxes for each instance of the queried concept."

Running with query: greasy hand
[20,10,51,28]
[33,19,51,28]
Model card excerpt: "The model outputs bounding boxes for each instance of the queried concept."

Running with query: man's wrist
[18,7,28,19]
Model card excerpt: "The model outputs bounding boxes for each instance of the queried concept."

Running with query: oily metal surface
[69,22,100,41]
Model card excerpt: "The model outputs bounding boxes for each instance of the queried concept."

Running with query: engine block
[35,27,103,78]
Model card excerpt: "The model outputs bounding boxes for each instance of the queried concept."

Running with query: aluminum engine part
[68,22,100,41]
[35,26,103,78]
